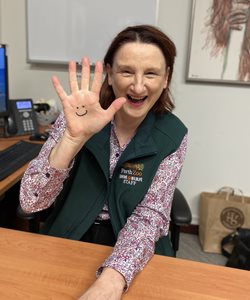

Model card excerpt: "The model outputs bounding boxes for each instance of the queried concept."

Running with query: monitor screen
[0,44,9,117]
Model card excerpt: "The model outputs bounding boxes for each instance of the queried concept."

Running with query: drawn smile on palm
[76,105,88,117]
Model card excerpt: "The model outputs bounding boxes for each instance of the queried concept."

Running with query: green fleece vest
[41,112,187,256]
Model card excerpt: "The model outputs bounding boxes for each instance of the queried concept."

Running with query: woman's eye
[145,72,157,78]
[122,71,132,77]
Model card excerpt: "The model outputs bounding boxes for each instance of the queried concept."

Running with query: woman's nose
[131,75,145,93]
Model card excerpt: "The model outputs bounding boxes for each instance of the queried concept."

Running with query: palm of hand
[62,89,110,138]
[52,57,126,142]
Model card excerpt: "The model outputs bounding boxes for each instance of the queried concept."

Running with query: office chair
[170,188,192,256]
[16,188,192,256]
[16,204,52,234]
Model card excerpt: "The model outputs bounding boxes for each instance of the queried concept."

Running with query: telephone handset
[5,99,39,136]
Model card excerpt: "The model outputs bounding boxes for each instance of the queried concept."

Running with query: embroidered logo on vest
[119,162,144,185]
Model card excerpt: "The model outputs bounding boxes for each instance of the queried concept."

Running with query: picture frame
[186,0,250,85]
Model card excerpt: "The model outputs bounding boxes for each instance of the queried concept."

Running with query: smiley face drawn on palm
[75,105,88,117]
[51,57,126,140]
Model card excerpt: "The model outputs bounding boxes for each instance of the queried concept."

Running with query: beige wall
[1,0,250,223]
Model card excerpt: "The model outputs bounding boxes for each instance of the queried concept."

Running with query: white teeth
[131,97,143,100]
[128,95,147,101]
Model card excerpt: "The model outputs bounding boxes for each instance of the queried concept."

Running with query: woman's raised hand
[52,57,126,144]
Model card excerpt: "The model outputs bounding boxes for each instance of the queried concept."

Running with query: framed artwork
[187,0,250,85]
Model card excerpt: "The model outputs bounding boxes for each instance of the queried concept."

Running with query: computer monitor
[0,44,9,117]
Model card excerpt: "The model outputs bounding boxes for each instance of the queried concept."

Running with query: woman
[20,25,187,299]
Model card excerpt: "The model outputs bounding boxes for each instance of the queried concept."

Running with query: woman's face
[107,42,168,124]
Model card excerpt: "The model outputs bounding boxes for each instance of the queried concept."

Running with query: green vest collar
[85,112,158,174]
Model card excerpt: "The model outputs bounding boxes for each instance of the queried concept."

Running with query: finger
[69,60,79,93]
[229,25,243,30]
[228,14,247,22]
[80,57,90,91]
[52,75,70,108]
[236,0,250,4]
[228,9,248,19]
[228,13,248,25]
[91,61,103,94]
[105,97,126,120]
[228,16,247,24]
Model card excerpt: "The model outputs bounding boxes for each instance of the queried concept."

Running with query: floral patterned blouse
[20,113,188,290]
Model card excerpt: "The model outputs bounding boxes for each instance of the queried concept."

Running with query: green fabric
[41,111,187,256]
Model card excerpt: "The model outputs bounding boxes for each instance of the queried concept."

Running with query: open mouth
[127,95,147,103]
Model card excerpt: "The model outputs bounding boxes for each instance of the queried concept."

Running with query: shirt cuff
[96,260,134,292]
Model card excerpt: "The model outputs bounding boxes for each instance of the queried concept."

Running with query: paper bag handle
[218,186,245,203]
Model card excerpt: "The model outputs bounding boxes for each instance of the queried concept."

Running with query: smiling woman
[105,42,168,128]
[20,25,188,300]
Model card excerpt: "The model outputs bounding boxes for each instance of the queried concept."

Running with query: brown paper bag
[199,187,250,253]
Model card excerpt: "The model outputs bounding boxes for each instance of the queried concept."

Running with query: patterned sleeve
[97,134,188,291]
[20,113,73,213]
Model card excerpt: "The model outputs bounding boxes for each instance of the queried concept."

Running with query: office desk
[0,136,37,197]
[0,228,249,300]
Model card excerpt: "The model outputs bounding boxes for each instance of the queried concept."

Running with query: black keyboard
[0,140,43,181]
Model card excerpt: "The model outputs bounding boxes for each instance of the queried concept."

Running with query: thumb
[106,97,126,118]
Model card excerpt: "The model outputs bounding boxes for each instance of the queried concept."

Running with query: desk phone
[5,99,38,136]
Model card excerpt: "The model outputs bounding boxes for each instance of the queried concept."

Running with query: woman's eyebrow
[116,64,132,70]
[145,67,162,72]
[116,65,163,73]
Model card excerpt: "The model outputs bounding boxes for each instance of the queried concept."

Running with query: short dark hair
[100,24,176,113]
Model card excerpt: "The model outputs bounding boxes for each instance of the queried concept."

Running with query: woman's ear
[106,64,112,86]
